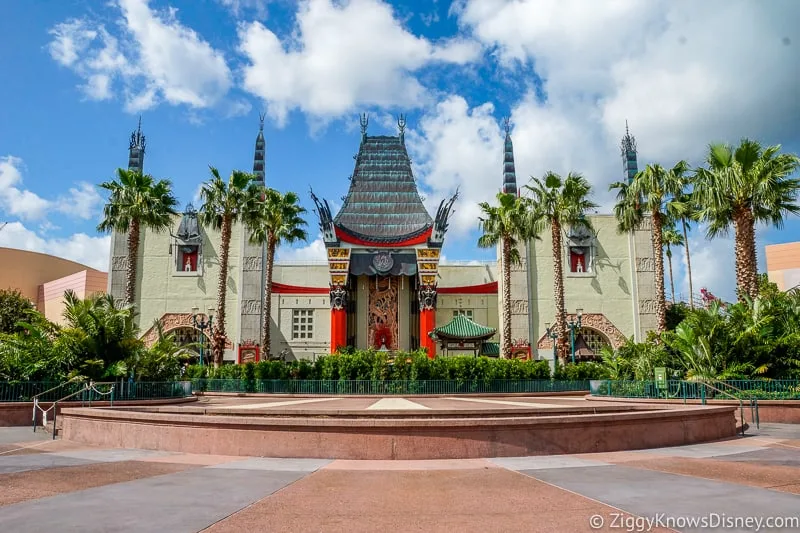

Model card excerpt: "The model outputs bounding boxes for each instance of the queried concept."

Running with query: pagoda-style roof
[430,314,496,341]
[333,133,433,245]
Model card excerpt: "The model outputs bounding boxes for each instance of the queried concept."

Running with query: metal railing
[591,379,800,400]
[32,381,115,440]
[192,379,590,395]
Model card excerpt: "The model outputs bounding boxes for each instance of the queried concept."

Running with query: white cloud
[238,0,482,124]
[275,235,327,262]
[0,222,111,272]
[407,95,503,237]
[454,0,800,169]
[216,0,270,18]
[0,156,104,223]
[48,0,232,112]
[0,156,52,221]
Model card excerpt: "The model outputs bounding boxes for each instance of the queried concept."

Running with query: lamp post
[545,322,559,373]
[567,308,583,365]
[191,306,215,368]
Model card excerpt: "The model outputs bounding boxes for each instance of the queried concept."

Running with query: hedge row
[184,350,609,382]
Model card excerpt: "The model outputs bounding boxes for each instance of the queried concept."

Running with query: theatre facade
[107,117,657,364]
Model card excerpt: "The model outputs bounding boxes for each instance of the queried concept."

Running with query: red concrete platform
[59,395,738,460]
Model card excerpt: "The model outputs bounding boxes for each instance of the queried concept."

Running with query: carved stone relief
[635,257,655,272]
[639,299,658,314]
[368,277,399,350]
[111,256,129,270]
[510,299,528,315]
[511,257,527,272]
[242,256,262,271]
[241,300,261,315]
[637,217,652,231]
[140,313,233,349]
[536,313,626,350]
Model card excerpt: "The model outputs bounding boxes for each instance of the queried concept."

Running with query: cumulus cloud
[0,222,111,271]
[0,156,103,223]
[275,235,327,262]
[216,0,270,18]
[48,0,232,111]
[238,0,481,124]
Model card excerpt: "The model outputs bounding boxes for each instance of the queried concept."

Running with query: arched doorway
[166,326,208,364]
[573,327,611,360]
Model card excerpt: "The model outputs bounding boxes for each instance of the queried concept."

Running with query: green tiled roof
[334,135,433,243]
[481,342,500,356]
[431,314,496,340]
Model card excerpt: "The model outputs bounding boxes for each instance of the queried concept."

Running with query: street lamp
[191,306,215,367]
[567,308,583,364]
[545,322,559,372]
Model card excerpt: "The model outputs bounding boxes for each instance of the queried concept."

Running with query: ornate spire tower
[502,118,518,195]
[253,112,266,182]
[128,117,146,173]
[620,121,638,183]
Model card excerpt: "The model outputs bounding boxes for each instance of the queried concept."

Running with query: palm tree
[662,224,684,304]
[525,172,597,361]
[199,168,261,367]
[611,162,687,332]
[664,166,698,309]
[478,192,535,358]
[246,188,308,354]
[97,169,178,305]
[694,140,800,301]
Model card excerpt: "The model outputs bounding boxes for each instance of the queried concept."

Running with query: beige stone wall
[526,215,655,361]
[134,219,243,361]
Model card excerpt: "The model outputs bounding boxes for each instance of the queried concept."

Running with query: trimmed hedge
[185,350,607,382]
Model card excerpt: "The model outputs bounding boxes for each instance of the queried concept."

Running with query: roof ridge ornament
[397,113,406,144]
[360,113,369,142]
[503,116,511,136]
[258,111,265,131]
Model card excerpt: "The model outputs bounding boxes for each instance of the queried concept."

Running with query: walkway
[0,424,798,532]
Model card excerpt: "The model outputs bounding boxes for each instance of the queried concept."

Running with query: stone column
[330,285,348,353]
[418,285,437,358]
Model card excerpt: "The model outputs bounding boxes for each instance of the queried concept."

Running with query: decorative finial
[360,113,369,137]
[259,111,265,131]
[397,114,406,135]
[625,120,630,137]
[503,117,511,135]
[137,115,142,135]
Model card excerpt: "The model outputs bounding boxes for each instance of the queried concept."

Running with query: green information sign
[654,367,667,387]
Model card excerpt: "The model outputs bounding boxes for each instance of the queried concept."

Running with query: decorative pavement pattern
[1,416,799,531]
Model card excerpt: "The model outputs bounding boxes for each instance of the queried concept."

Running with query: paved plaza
[1,406,799,532]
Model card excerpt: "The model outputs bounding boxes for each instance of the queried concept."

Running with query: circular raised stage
[59,395,738,460]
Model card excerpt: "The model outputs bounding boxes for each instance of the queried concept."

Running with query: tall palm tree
[478,192,535,358]
[246,188,308,354]
[694,140,800,301]
[525,172,597,361]
[664,166,698,309]
[199,168,261,367]
[97,169,178,305]
[611,161,687,332]
[662,224,684,304]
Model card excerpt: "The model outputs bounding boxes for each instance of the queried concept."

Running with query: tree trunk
[681,218,694,309]
[732,206,755,302]
[262,237,276,355]
[501,237,512,359]
[667,249,676,305]
[651,212,667,332]
[745,208,759,299]
[551,220,568,361]
[213,215,232,368]
[124,219,140,306]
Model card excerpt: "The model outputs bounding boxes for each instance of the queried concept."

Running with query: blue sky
[1,0,799,303]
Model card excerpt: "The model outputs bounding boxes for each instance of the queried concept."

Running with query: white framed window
[453,309,473,319]
[174,244,202,276]
[292,309,314,340]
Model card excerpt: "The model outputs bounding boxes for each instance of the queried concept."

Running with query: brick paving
[0,423,798,532]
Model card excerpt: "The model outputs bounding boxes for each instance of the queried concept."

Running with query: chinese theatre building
[109,116,657,364]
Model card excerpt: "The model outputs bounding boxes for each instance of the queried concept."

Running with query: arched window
[167,327,207,353]
[576,327,611,356]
